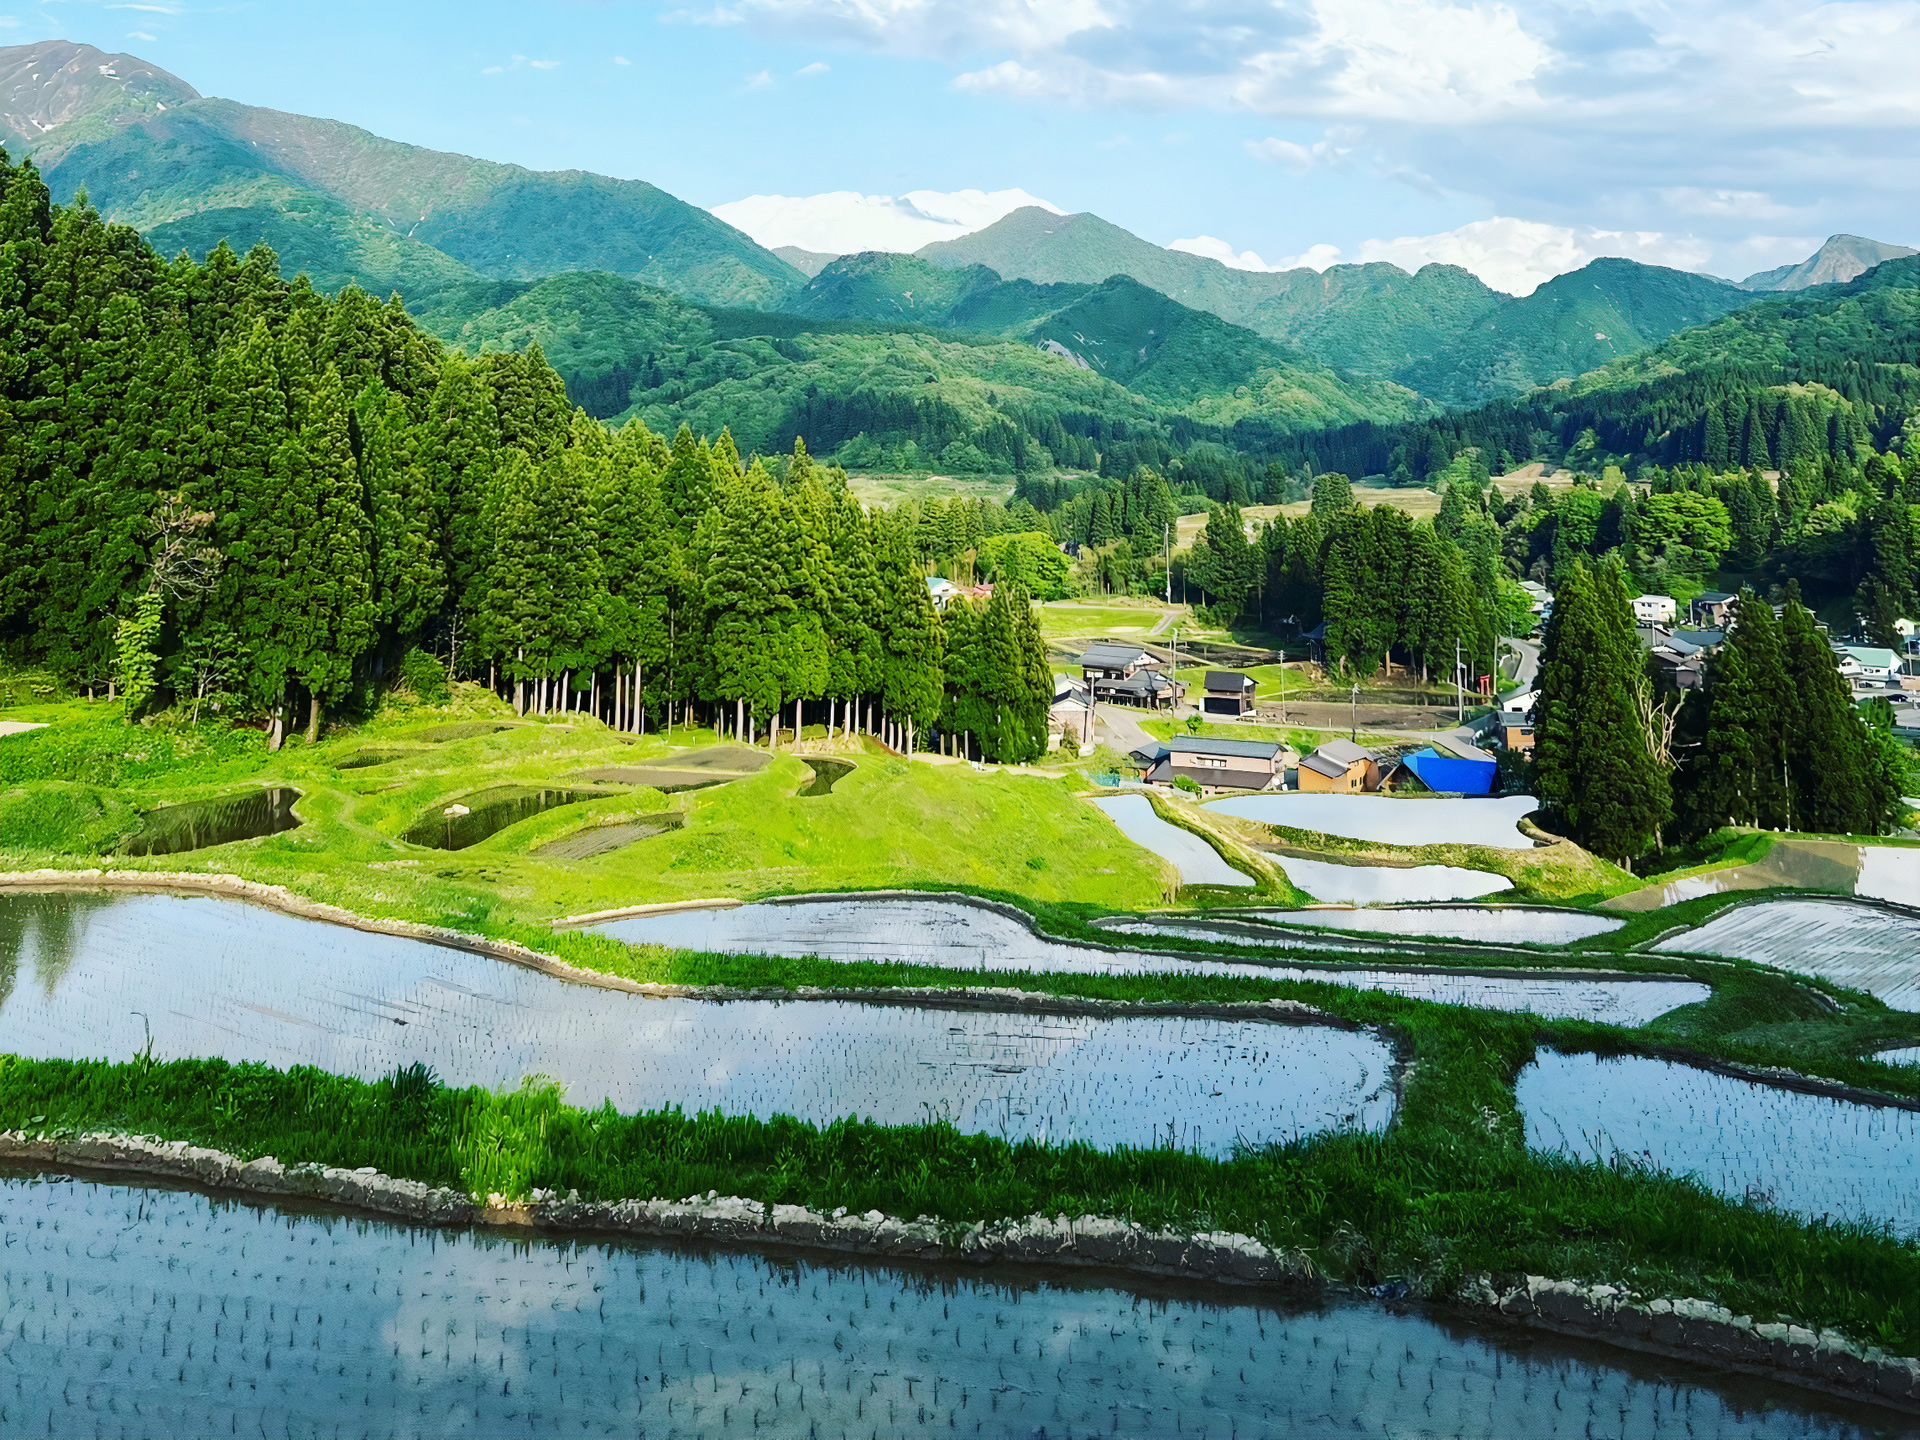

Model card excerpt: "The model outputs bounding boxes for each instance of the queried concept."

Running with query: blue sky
[9,0,1917,292]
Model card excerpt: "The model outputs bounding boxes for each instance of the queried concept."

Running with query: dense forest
[1530,563,1909,863]
[0,156,1061,763]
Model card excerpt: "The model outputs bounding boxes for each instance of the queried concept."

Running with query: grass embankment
[0,691,1169,928]
[8,983,1918,1359]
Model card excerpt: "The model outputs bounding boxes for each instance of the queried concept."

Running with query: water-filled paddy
[402,785,607,850]
[1206,906,1622,944]
[1607,839,1919,913]
[532,811,684,860]
[0,892,1391,1154]
[1091,795,1252,887]
[799,757,853,795]
[1278,855,1513,904]
[0,1174,1889,1440]
[120,786,302,856]
[1208,793,1538,849]
[601,897,1708,1026]
[1876,1046,1920,1067]
[1518,1051,1920,1235]
[1654,899,1920,1010]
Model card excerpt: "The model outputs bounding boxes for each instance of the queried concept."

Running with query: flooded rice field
[402,785,608,850]
[1210,906,1622,944]
[532,812,684,860]
[335,746,422,770]
[1208,794,1538,850]
[1518,1052,1920,1235]
[0,1174,1893,1440]
[119,787,302,856]
[1091,795,1253,888]
[0,892,1392,1154]
[1654,899,1920,1010]
[574,745,775,795]
[602,898,1708,1026]
[1607,839,1920,913]
[410,722,513,744]
[1876,1046,1920,1067]
[1277,855,1513,904]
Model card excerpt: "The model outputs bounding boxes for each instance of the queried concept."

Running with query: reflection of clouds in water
[1208,794,1538,850]
[15,1176,1880,1439]
[1276,857,1511,905]
[0,892,1390,1155]
[1857,845,1920,905]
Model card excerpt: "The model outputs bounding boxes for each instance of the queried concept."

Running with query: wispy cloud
[711,187,1064,254]
[127,32,160,43]
[530,59,561,70]
[744,68,773,89]
[796,61,829,76]
[613,55,632,66]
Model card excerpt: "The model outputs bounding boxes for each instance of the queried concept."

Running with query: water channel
[1208,794,1539,850]
[1518,1051,1920,1235]
[599,897,1709,1026]
[0,891,1392,1154]
[1090,795,1253,887]
[0,1173,1894,1439]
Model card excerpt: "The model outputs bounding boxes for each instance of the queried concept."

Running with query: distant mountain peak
[0,40,197,155]
[1739,234,1915,292]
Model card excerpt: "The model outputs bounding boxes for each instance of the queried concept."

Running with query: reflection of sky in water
[1091,795,1252,887]
[1208,794,1537,849]
[608,899,1707,1026]
[1656,898,1920,1011]
[0,892,1392,1154]
[1613,839,1920,913]
[1275,857,1512,905]
[0,1175,1885,1439]
[1519,1051,1920,1235]
[1879,1046,1920,1067]
[1206,906,1622,944]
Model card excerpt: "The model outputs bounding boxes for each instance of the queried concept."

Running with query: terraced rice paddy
[119,786,302,856]
[601,898,1709,1026]
[798,757,854,795]
[1875,1046,1920,1067]
[0,892,1392,1154]
[0,1174,1888,1439]
[575,744,777,795]
[401,785,607,850]
[1090,795,1253,888]
[1608,839,1919,913]
[1208,794,1538,849]
[1277,856,1514,904]
[532,812,685,860]
[410,722,513,744]
[1654,899,1920,1010]
[1518,1052,1920,1235]
[1205,906,1622,944]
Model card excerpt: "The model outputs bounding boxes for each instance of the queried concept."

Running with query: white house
[1835,646,1898,681]
[1633,594,1677,625]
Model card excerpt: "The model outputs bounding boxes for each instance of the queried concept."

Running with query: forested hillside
[0,157,1064,763]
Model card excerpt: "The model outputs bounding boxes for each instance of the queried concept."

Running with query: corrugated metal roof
[1313,739,1374,766]
[1170,735,1281,760]
[1204,670,1255,691]
[1080,642,1157,668]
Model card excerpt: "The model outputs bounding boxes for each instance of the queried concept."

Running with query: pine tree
[424,352,501,630]
[359,385,445,643]
[1693,591,1792,830]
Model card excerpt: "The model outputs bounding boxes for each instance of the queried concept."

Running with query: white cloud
[1167,236,1275,271]
[1245,132,1350,174]
[711,187,1065,255]
[1162,218,1727,293]
[481,65,504,75]
[126,31,159,42]
[614,55,632,65]
[797,61,829,76]
[744,68,773,89]
[530,59,562,70]
[1350,217,1714,295]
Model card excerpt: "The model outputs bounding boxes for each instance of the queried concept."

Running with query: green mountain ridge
[4,39,805,310]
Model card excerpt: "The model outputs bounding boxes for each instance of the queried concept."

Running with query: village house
[1691,591,1738,629]
[1393,736,1499,795]
[1297,739,1380,793]
[1049,677,1094,751]
[1633,594,1677,626]
[1132,735,1285,793]
[1200,670,1257,717]
[1081,641,1184,709]
[1500,690,1536,751]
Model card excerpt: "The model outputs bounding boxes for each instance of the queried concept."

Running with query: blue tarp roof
[1400,747,1497,796]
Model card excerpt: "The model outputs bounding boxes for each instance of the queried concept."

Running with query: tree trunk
[591,670,599,721]
[306,693,322,745]
[736,697,745,745]
[268,689,286,752]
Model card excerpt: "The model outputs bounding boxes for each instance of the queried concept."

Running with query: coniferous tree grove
[0,157,1055,756]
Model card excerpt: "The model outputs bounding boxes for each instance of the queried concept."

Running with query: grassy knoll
[7,977,1918,1358]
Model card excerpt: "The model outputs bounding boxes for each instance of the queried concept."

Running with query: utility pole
[1164,521,1172,607]
[1350,682,1359,743]
[1455,637,1465,726]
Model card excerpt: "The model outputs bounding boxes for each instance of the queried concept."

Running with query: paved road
[1505,636,1541,689]
[1148,610,1178,637]
[1095,704,1161,759]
